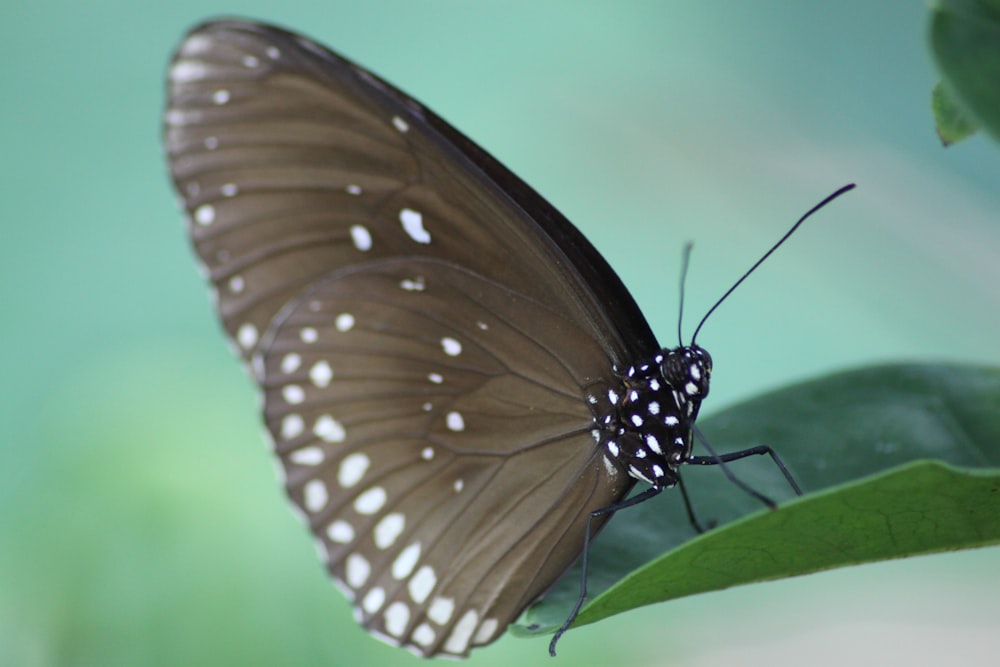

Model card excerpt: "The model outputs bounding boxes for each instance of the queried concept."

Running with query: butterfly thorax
[596,345,712,489]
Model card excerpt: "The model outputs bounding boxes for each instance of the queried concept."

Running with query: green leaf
[516,363,1000,636]
[929,0,1000,143]
[932,81,979,145]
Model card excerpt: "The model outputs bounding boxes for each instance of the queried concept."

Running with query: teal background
[2,2,998,665]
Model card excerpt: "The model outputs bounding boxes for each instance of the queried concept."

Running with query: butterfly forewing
[166,20,656,656]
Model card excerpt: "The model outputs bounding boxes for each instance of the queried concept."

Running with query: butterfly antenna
[690,183,856,344]
[677,241,694,347]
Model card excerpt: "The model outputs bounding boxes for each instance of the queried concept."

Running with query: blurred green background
[3,2,998,665]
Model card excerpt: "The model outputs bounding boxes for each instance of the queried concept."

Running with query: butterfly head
[660,344,712,404]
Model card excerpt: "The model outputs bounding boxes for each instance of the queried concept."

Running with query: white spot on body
[607,441,620,457]
[685,382,699,396]
[630,414,644,427]
[300,327,318,343]
[314,415,346,442]
[327,520,354,543]
[336,313,355,332]
[354,486,387,515]
[194,204,215,225]
[282,384,305,404]
[446,412,465,432]
[441,337,461,356]
[648,401,660,415]
[399,208,431,244]
[303,479,328,512]
[408,565,437,604]
[428,597,455,625]
[392,116,409,132]
[650,378,661,391]
[338,452,370,488]
[653,464,665,478]
[444,610,479,655]
[392,542,421,579]
[664,415,680,426]
[645,434,662,455]
[373,513,405,549]
[281,413,304,439]
[350,224,373,251]
[384,601,410,637]
[289,446,324,466]
[690,364,701,380]
[237,323,258,349]
[310,360,333,387]
[607,389,619,403]
[345,553,370,588]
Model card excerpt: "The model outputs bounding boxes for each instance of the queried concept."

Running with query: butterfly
[164,19,852,657]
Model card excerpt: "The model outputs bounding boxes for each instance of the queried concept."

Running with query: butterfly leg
[689,426,803,507]
[549,485,664,657]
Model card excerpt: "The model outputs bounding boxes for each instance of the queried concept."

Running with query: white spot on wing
[289,446,324,466]
[282,384,305,404]
[338,453,370,488]
[400,276,425,291]
[194,204,215,225]
[169,60,207,82]
[345,552,370,588]
[474,617,499,644]
[346,183,362,195]
[399,208,431,244]
[327,520,354,543]
[428,372,443,384]
[336,313,355,332]
[362,586,385,614]
[281,353,301,374]
[421,447,434,460]
[314,415,345,442]
[212,89,230,105]
[412,623,436,648]
[237,323,257,349]
[350,224,373,251]
[300,327,318,343]
[281,414,304,439]
[408,565,437,604]
[373,513,405,549]
[444,609,479,655]
[228,275,245,293]
[303,479,328,513]
[310,360,333,387]
[428,597,455,625]
[392,116,409,132]
[266,46,280,59]
[392,542,421,579]
[354,486,387,515]
[446,412,465,432]
[441,337,461,356]
[384,601,410,637]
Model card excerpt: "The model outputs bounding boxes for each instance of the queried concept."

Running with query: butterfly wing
[165,20,656,656]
